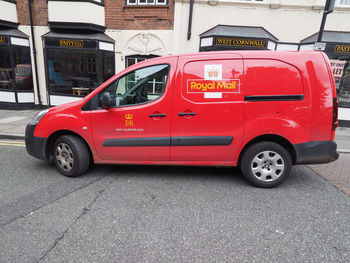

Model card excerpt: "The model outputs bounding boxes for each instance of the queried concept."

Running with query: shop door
[90,59,177,162]
[170,56,245,164]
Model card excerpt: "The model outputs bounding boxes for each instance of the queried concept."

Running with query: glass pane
[328,54,350,107]
[47,48,98,96]
[0,46,14,91]
[100,64,169,107]
[13,46,33,91]
[100,51,115,82]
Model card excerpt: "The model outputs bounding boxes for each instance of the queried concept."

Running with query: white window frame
[126,0,167,5]
[337,0,350,6]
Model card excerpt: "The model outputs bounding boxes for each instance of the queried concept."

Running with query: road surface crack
[37,178,116,262]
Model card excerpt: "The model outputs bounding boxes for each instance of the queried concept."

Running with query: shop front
[43,31,115,106]
[0,28,34,106]
[199,25,278,52]
[301,31,350,127]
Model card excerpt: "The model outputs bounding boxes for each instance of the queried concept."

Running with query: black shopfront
[43,32,115,105]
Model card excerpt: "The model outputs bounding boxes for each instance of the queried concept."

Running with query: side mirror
[102,92,112,109]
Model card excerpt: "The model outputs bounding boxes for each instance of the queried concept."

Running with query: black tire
[53,135,90,177]
[240,141,292,188]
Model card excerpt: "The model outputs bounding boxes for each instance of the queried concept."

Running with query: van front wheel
[53,135,90,177]
[240,141,292,188]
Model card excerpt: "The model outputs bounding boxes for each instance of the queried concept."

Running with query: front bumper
[25,124,47,160]
[294,141,339,165]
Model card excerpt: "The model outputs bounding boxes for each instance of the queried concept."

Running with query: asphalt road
[0,140,349,263]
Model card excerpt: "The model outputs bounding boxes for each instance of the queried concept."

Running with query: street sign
[314,42,326,51]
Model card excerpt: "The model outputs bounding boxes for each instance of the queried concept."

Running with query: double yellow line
[0,140,26,147]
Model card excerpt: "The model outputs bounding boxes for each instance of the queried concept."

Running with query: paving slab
[309,153,350,196]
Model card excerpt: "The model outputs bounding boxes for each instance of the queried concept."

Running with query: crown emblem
[125,113,133,120]
[208,69,219,78]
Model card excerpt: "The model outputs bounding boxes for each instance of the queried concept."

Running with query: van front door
[170,56,245,165]
[90,59,176,162]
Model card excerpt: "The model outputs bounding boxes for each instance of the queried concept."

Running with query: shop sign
[59,39,84,48]
[330,60,346,78]
[0,36,7,45]
[335,45,350,53]
[314,42,326,51]
[216,37,266,49]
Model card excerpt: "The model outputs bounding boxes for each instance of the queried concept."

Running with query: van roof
[133,50,321,65]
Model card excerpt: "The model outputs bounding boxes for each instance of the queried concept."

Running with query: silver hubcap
[56,143,74,172]
[251,151,285,182]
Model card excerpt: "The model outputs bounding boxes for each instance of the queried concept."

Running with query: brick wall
[16,0,173,30]
[16,0,48,26]
[105,0,174,30]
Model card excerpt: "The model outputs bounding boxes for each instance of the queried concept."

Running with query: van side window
[100,64,169,107]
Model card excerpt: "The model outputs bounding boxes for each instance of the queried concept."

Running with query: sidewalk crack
[36,178,116,262]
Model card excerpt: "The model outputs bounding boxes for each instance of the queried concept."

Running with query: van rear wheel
[240,141,292,188]
[53,135,90,177]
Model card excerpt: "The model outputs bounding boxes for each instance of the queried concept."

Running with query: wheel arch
[237,134,297,167]
[45,130,93,163]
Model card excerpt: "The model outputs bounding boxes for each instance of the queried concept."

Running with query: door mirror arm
[102,92,113,109]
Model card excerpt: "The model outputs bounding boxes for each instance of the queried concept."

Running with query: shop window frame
[125,55,159,68]
[0,36,34,103]
[43,38,115,99]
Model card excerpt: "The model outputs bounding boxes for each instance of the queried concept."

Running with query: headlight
[30,109,49,125]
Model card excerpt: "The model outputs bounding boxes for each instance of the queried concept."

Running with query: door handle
[178,112,197,116]
[149,113,166,118]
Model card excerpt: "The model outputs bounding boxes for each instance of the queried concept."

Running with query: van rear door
[170,55,244,164]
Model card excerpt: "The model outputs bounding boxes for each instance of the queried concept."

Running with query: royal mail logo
[125,113,134,127]
[187,79,240,93]
[207,69,219,78]
[0,36,6,44]
[125,113,133,120]
[59,39,83,48]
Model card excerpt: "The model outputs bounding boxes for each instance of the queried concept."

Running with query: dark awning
[200,25,278,41]
[42,31,114,43]
[0,28,28,38]
[301,31,350,43]
[199,25,278,51]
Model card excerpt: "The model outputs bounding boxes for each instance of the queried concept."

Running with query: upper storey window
[337,0,350,6]
[126,0,167,6]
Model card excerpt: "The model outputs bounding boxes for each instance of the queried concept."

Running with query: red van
[25,51,339,187]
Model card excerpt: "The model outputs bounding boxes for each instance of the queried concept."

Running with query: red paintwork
[34,51,337,166]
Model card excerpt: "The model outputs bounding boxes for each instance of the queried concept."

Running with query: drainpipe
[187,0,194,40]
[28,0,42,106]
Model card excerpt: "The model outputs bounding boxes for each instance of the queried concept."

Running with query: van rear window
[245,59,304,96]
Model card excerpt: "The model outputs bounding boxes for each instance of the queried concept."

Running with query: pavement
[0,109,350,196]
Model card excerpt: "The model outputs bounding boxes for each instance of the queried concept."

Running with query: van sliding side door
[170,56,245,164]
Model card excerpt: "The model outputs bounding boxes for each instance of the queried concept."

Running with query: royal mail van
[25,51,339,187]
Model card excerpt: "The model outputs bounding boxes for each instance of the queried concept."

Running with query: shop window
[0,46,13,91]
[12,46,33,91]
[126,0,167,5]
[329,55,350,107]
[125,55,158,68]
[47,49,99,96]
[100,64,169,107]
[100,51,115,82]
